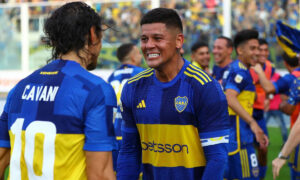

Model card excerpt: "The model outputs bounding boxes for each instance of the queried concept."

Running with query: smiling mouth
[147,53,160,58]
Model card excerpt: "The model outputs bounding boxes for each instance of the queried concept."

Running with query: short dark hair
[116,43,135,63]
[282,52,299,67]
[44,2,103,62]
[259,38,268,46]
[217,36,233,48]
[191,41,209,53]
[140,8,183,33]
[234,29,259,50]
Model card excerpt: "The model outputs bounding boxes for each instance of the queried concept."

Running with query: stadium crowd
[1,1,300,180]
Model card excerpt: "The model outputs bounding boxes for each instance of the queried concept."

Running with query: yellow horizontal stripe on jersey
[136,124,206,168]
[228,90,255,116]
[184,71,204,85]
[128,72,153,84]
[9,131,87,180]
[128,68,153,82]
[189,64,212,82]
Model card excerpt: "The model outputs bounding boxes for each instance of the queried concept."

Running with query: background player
[223,29,269,180]
[272,76,300,179]
[190,41,211,74]
[0,2,117,179]
[107,43,144,170]
[117,8,230,180]
[249,38,274,179]
[212,36,233,83]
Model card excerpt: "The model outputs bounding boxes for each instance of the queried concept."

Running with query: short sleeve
[274,74,294,94]
[224,70,247,93]
[0,87,16,148]
[196,79,230,133]
[83,83,117,151]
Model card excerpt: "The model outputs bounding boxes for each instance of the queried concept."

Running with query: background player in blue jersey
[223,29,269,180]
[117,8,230,180]
[190,41,211,74]
[249,38,275,179]
[272,76,300,179]
[212,36,233,83]
[107,43,144,170]
[0,2,117,179]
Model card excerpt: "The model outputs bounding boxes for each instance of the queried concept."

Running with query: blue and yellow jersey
[273,67,300,95]
[222,60,255,155]
[119,59,230,179]
[0,60,117,180]
[212,64,230,81]
[108,64,144,139]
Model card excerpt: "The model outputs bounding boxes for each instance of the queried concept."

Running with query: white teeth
[148,54,159,58]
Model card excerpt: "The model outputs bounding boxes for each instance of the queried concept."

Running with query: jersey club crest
[175,96,188,113]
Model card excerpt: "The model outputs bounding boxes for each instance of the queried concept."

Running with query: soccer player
[107,43,144,170]
[249,38,274,179]
[212,36,233,83]
[0,2,117,179]
[222,29,269,180]
[272,76,300,179]
[117,8,230,180]
[190,41,211,74]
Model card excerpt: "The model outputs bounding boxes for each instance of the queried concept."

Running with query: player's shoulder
[126,68,154,85]
[184,63,214,86]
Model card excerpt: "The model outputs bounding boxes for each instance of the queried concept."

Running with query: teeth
[148,54,159,58]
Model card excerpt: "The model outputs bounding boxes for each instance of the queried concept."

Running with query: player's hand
[250,121,269,149]
[251,63,264,74]
[272,158,286,180]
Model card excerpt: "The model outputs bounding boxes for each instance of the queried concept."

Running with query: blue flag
[276,21,300,57]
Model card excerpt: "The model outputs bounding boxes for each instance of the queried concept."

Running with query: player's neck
[155,56,184,82]
[218,58,232,68]
[60,51,88,69]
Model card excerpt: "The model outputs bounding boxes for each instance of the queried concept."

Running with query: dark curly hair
[44,2,103,63]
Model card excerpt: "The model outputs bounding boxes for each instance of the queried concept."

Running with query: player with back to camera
[117,7,230,180]
[0,2,117,180]
[107,43,144,170]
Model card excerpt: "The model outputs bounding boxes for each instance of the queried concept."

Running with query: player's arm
[251,63,276,94]
[0,148,9,180]
[279,80,300,115]
[117,83,141,180]
[83,84,118,179]
[85,151,115,180]
[272,114,300,179]
[196,80,230,180]
[225,89,268,148]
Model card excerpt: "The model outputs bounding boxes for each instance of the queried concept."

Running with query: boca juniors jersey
[108,64,144,138]
[212,64,230,82]
[222,60,255,155]
[119,59,230,179]
[0,60,117,180]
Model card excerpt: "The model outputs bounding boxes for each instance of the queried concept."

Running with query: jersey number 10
[10,118,56,180]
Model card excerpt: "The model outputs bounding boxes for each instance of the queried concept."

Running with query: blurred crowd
[0,0,299,69]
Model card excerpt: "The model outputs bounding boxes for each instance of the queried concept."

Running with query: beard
[86,53,98,70]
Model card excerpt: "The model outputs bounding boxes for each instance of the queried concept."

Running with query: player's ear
[89,26,100,45]
[236,45,243,56]
[175,33,184,49]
